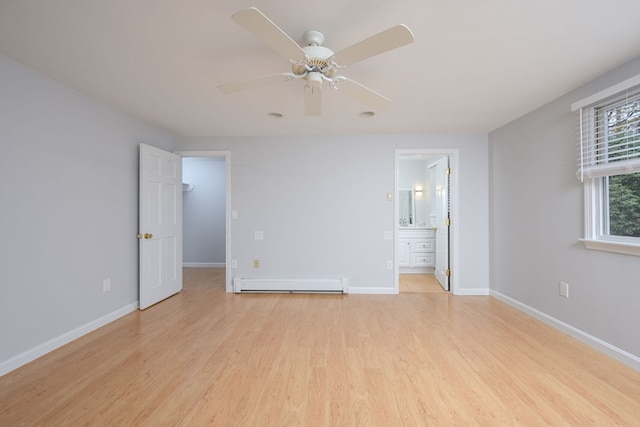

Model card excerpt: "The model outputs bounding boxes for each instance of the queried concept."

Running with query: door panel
[432,157,450,291]
[139,144,182,309]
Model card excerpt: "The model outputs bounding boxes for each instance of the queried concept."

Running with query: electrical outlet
[103,278,111,293]
[231,259,238,269]
[254,231,264,240]
[253,259,260,268]
[559,281,569,298]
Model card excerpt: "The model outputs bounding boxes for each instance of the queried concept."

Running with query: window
[575,78,640,256]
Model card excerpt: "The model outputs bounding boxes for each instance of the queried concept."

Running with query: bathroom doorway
[395,149,457,294]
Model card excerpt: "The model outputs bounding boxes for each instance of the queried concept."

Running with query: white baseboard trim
[183,262,225,268]
[490,290,640,371]
[0,302,138,377]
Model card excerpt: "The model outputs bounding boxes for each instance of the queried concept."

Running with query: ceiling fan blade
[232,7,306,61]
[332,25,415,66]
[218,73,294,94]
[335,77,392,110]
[304,85,322,116]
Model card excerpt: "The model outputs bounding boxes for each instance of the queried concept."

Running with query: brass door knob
[136,233,143,240]
[144,233,153,239]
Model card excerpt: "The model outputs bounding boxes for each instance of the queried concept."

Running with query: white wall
[182,157,226,266]
[489,56,640,365]
[0,54,489,372]
[0,55,175,372]
[178,134,489,294]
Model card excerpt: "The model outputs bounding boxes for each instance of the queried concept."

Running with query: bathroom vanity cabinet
[398,228,436,273]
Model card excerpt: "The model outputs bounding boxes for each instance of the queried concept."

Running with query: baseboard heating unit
[233,277,349,294]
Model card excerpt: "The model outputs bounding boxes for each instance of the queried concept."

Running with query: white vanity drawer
[412,240,435,252]
[412,253,435,266]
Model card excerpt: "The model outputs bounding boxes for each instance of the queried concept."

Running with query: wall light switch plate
[386,260,393,270]
[231,259,238,269]
[383,231,392,240]
[231,210,238,220]
[254,231,264,240]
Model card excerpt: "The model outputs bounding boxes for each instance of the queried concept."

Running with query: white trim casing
[581,238,640,256]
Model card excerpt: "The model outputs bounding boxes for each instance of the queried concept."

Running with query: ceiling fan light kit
[218,7,415,116]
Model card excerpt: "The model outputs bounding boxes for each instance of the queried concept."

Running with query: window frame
[582,175,639,256]
[578,85,640,256]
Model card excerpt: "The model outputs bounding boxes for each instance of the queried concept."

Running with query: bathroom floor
[399,274,447,294]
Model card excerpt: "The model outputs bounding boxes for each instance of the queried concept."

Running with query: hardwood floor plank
[1,267,638,426]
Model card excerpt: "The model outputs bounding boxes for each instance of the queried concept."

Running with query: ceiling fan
[217,7,415,116]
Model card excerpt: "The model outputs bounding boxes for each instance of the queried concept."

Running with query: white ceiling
[1,1,639,138]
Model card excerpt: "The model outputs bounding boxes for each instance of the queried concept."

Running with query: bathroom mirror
[398,189,414,226]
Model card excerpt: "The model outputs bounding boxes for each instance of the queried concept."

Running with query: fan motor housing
[292,45,336,77]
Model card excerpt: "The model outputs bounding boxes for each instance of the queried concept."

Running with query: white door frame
[175,150,232,292]
[394,149,459,294]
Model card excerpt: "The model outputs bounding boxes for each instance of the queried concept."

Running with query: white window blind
[576,86,640,181]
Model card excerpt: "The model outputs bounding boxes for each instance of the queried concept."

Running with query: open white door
[431,156,450,291]
[139,144,182,309]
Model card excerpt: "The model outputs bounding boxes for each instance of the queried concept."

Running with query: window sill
[580,239,640,256]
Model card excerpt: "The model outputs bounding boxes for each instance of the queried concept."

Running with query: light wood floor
[399,273,447,293]
[1,268,638,426]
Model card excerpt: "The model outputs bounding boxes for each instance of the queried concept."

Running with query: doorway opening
[394,149,458,294]
[176,150,232,292]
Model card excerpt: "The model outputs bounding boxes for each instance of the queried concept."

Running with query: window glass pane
[598,97,640,163]
[607,173,640,237]
[593,94,640,163]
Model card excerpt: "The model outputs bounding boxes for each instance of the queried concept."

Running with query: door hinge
[445,167,451,175]
[445,269,451,277]
[445,218,451,226]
